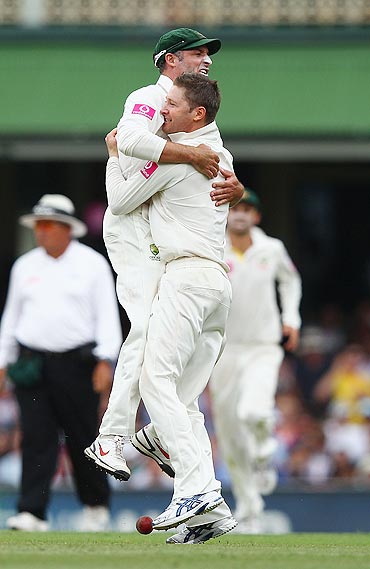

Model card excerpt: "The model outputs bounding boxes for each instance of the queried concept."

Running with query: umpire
[0,194,122,531]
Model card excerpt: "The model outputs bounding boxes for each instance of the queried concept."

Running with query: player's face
[227,203,261,235]
[174,48,212,76]
[161,85,198,134]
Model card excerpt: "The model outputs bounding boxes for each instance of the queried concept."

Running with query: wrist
[186,145,198,166]
[96,358,112,365]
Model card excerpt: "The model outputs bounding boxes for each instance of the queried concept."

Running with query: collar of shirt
[39,239,76,262]
[157,74,173,94]
[226,227,268,258]
[168,121,219,144]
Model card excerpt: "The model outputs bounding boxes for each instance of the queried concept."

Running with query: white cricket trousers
[210,343,284,520]
[100,208,164,436]
[139,257,232,499]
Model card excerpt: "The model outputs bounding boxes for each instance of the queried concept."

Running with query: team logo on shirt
[149,243,160,261]
[132,103,156,120]
[150,243,159,256]
[140,161,158,179]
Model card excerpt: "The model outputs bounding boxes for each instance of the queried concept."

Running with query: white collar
[157,74,173,93]
[168,122,218,143]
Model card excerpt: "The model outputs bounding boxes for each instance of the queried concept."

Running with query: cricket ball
[136,515,153,534]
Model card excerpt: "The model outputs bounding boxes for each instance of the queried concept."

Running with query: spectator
[350,300,370,356]
[287,421,333,486]
[294,326,334,417]
[314,344,370,423]
[319,303,347,355]
[0,385,21,488]
[0,194,122,531]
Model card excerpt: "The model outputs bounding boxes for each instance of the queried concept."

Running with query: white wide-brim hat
[19,194,88,238]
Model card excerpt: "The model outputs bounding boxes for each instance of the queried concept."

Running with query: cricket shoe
[78,506,110,532]
[153,490,224,531]
[166,515,238,544]
[132,425,175,478]
[7,512,49,532]
[84,435,130,481]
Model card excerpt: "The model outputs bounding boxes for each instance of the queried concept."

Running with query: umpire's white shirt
[0,241,122,367]
[106,121,233,270]
[225,226,301,345]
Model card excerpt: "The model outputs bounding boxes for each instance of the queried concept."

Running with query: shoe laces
[114,435,124,457]
[113,435,131,457]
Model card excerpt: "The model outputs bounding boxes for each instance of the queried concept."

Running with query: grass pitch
[1,532,369,569]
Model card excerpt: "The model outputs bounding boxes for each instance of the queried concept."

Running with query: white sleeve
[0,262,22,367]
[275,241,302,329]
[106,157,179,215]
[91,257,123,362]
[117,89,167,163]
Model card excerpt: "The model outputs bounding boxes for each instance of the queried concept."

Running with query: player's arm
[0,368,6,393]
[159,142,220,179]
[117,91,229,184]
[276,242,302,352]
[105,129,176,215]
[106,158,160,215]
[117,93,220,178]
[119,117,219,179]
[90,258,122,393]
[0,262,23,374]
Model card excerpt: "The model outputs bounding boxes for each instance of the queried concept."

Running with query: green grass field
[1,532,369,569]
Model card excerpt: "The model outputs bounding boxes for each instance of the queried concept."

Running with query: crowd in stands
[1,300,370,493]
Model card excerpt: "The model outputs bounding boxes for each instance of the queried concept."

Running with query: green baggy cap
[153,27,221,67]
[240,189,262,211]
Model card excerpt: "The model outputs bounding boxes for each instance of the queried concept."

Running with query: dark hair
[173,72,221,124]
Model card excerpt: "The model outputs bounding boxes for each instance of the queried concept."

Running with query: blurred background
[1,0,370,532]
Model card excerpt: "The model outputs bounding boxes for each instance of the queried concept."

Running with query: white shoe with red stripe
[84,435,131,481]
[132,425,175,478]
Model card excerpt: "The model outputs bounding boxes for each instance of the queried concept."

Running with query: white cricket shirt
[106,122,234,271]
[225,226,302,345]
[103,75,171,256]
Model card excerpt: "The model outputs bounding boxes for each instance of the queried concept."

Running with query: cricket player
[103,73,238,542]
[85,28,242,474]
[210,189,302,533]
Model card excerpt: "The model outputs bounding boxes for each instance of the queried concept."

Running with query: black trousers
[14,345,110,520]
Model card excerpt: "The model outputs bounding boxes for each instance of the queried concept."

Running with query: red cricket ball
[136,515,153,534]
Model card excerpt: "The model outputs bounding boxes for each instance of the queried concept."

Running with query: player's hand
[191,144,220,179]
[92,360,113,394]
[210,169,244,207]
[282,325,300,352]
[0,368,7,393]
[105,128,119,158]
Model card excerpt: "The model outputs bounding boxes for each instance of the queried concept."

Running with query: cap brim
[19,213,87,238]
[182,38,221,56]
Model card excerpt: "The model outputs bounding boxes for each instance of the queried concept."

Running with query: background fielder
[210,189,302,533]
